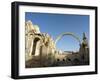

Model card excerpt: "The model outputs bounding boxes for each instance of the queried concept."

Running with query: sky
[25,12,89,52]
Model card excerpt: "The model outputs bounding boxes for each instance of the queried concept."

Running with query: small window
[63,59,65,61]
[67,58,71,61]
[57,59,60,61]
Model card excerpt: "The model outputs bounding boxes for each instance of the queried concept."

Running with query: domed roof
[25,20,40,33]
[33,25,40,33]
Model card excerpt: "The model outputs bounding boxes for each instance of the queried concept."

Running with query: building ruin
[25,20,89,68]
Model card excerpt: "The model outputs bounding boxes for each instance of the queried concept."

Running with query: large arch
[55,32,81,45]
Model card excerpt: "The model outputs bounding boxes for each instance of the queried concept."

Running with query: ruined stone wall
[25,20,56,64]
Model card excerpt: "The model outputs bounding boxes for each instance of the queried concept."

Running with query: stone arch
[55,32,81,45]
[55,32,81,52]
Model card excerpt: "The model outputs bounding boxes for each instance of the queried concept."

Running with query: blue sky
[25,12,89,52]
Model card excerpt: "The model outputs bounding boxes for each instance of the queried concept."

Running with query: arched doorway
[32,37,41,56]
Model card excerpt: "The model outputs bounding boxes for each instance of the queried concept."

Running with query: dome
[33,25,40,33]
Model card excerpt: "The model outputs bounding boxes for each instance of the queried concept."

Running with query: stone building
[25,20,56,67]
